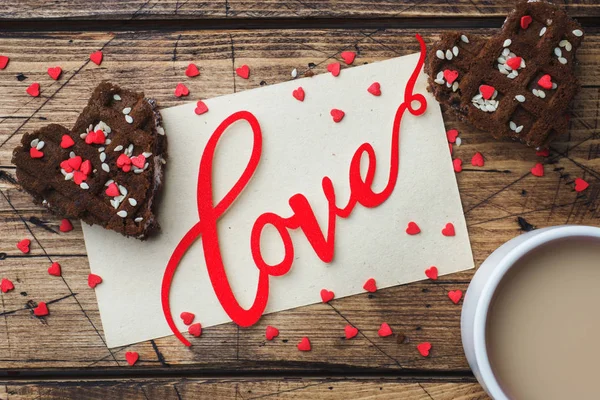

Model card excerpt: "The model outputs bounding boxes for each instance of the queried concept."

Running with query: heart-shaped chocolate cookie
[425,0,583,148]
[12,82,167,239]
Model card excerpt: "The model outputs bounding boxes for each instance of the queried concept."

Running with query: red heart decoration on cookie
[320,289,334,303]
[188,322,202,337]
[131,155,146,169]
[531,163,544,177]
[292,87,305,101]
[443,70,458,85]
[174,83,189,97]
[29,147,44,159]
[378,323,393,337]
[506,57,522,70]
[448,290,463,304]
[446,129,459,143]
[265,325,279,341]
[90,51,103,66]
[125,351,139,366]
[327,62,341,77]
[479,84,495,100]
[88,273,103,288]
[417,342,432,357]
[330,109,345,123]
[194,100,209,115]
[0,55,9,69]
[236,64,250,79]
[105,182,120,197]
[1,278,14,293]
[575,178,589,192]
[442,223,456,237]
[297,337,311,351]
[340,51,356,65]
[425,266,438,280]
[521,15,532,29]
[33,302,49,317]
[345,325,359,339]
[47,66,62,80]
[26,83,40,97]
[367,82,381,96]
[537,74,553,90]
[48,262,61,277]
[406,221,421,235]
[60,134,75,149]
[180,312,195,325]
[471,152,484,167]
[185,63,200,77]
[363,278,377,293]
[17,239,30,253]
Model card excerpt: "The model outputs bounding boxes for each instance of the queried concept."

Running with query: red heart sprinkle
[92,130,106,144]
[417,342,432,357]
[73,171,87,185]
[60,219,73,233]
[188,322,202,337]
[453,158,463,173]
[67,156,82,171]
[521,15,533,30]
[105,183,119,197]
[131,154,146,169]
[84,131,97,144]
[236,64,250,79]
[61,160,73,172]
[180,311,195,325]
[531,163,544,177]
[88,273,103,288]
[80,160,92,176]
[125,351,138,366]
[47,66,62,80]
[446,129,459,143]
[174,83,189,97]
[536,148,550,157]
[60,135,75,149]
[448,289,463,304]
[48,262,61,277]
[442,223,456,237]
[265,325,279,341]
[292,87,305,102]
[26,82,40,97]
[425,266,438,280]
[194,100,209,115]
[122,164,131,173]
[471,152,484,167]
[449,143,453,155]
[29,147,44,159]
[185,63,200,78]
[575,178,589,192]
[443,70,459,84]
[506,57,522,70]
[537,74,553,90]
[340,51,356,65]
[363,278,377,293]
[320,289,334,303]
[479,84,495,100]
[33,302,49,317]
[330,109,345,123]
[0,278,14,293]
[378,323,393,337]
[17,239,30,254]
[367,82,381,96]
[297,337,311,351]
[327,62,341,77]
[406,221,421,235]
[0,55,9,69]
[90,51,103,66]
[345,325,359,339]
[117,153,132,168]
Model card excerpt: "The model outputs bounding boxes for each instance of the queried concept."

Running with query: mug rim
[472,225,600,399]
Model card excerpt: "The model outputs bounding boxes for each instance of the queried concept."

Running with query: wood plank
[0,28,598,375]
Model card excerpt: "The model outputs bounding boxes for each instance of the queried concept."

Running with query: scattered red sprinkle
[367,82,381,96]
[425,266,438,280]
[521,15,533,29]
[116,153,132,171]
[448,289,463,304]
[0,278,14,293]
[130,154,146,169]
[60,135,75,149]
[320,289,334,303]
[48,262,61,277]
[33,302,49,317]
[88,273,103,288]
[479,85,495,100]
[26,83,40,97]
[194,100,209,115]
[30,147,44,159]
[505,57,522,70]
[417,342,432,357]
[446,129,459,143]
[453,158,463,173]
[537,74,553,90]
[105,183,120,197]
[330,109,345,123]
[125,351,138,366]
[235,64,250,79]
[185,63,200,78]
[17,239,30,254]
[340,51,356,65]
[59,219,73,233]
[536,148,550,157]
[442,223,456,237]
[73,171,87,185]
[265,325,279,341]
[531,163,544,177]
[471,152,484,167]
[449,143,453,155]
[47,66,62,80]
[378,323,393,337]
[180,312,195,325]
[406,221,421,235]
[80,160,92,176]
[188,322,202,337]
[443,70,458,85]
[174,83,189,97]
[327,62,341,77]
[575,178,589,192]
[344,325,359,339]
[363,278,377,293]
[0,55,9,69]
[90,51,103,66]
[297,337,311,351]
[85,129,106,145]
[292,87,305,102]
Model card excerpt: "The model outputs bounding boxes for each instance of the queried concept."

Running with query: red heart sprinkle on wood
[479,85,495,100]
[1,278,14,293]
[446,129,459,143]
[59,219,73,233]
[47,66,62,80]
[575,178,589,192]
[0,55,9,69]
[340,51,356,65]
[330,109,345,123]
[188,322,202,337]
[297,337,311,351]
[292,87,305,101]
[180,311,195,325]
[521,15,533,29]
[506,57,522,70]
[425,266,438,280]
[453,158,463,173]
[448,290,463,304]
[236,64,250,79]
[367,82,381,96]
[531,163,544,177]
[327,62,341,77]
[265,325,279,341]
[537,74,553,89]
[90,51,103,66]
[320,289,334,303]
[125,351,138,366]
[60,135,75,149]
[48,262,61,277]
[406,221,421,235]
[378,323,393,337]
[174,83,189,97]
[131,154,146,169]
[88,273,103,288]
[363,278,377,293]
[29,147,43,159]
[443,70,459,84]
[471,152,484,167]
[26,82,40,97]
[194,100,209,115]
[442,223,456,237]
[185,63,200,78]
[345,325,358,339]
[33,302,49,317]
[417,342,432,357]
[536,148,550,157]
[17,239,30,254]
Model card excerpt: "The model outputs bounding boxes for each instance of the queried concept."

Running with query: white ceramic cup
[461,225,600,399]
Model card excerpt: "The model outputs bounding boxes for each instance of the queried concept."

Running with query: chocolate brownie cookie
[425,0,583,148]
[12,82,167,239]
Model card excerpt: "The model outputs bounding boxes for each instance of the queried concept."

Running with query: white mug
[461,225,600,399]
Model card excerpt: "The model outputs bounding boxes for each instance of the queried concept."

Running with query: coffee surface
[486,237,600,400]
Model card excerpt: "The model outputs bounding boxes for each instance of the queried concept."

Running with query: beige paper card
[83,52,474,348]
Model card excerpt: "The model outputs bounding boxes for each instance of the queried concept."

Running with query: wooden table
[0,1,598,398]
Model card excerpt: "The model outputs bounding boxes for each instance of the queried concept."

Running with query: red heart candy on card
[471,152,484,167]
[446,129,459,143]
[417,342,432,357]
[26,82,40,97]
[320,289,334,303]
[340,51,356,65]
[378,323,393,337]
[33,302,49,317]
[174,83,189,97]
[194,100,209,115]
[29,147,44,159]
[327,62,341,77]
[292,87,305,102]
[47,66,62,80]
[479,84,495,100]
[236,64,250,79]
[344,325,359,339]
[448,290,463,304]
[59,219,73,233]
[367,82,381,96]
[442,223,456,237]
[425,266,438,280]
[60,134,75,149]
[90,51,103,66]
[443,70,458,85]
[406,221,421,235]
[125,351,138,366]
[180,311,195,325]
[330,109,345,123]
[17,239,30,253]
[531,163,544,177]
[188,322,202,337]
[453,158,463,173]
[521,15,533,29]
[297,337,311,351]
[48,262,61,277]
[185,63,200,77]
[131,154,146,169]
[537,74,553,89]
[88,273,103,288]
[363,278,377,293]
[0,55,9,69]
[506,57,522,70]
[265,325,279,341]
[1,278,14,293]
[575,178,589,192]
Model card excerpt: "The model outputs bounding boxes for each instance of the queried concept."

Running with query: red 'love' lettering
[161,34,427,346]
